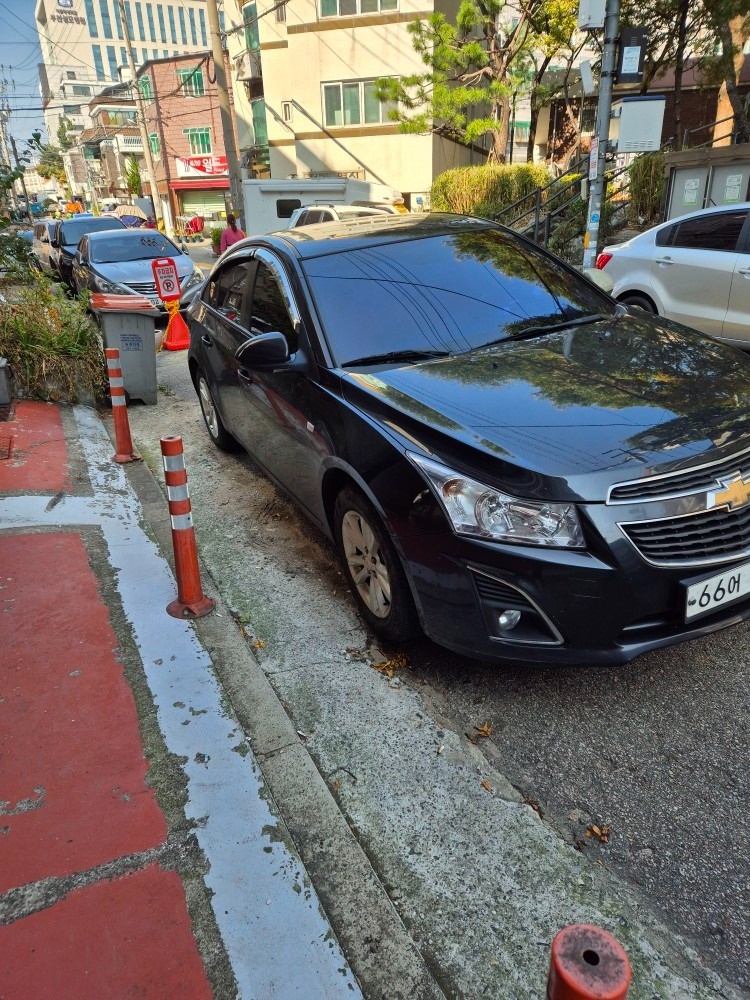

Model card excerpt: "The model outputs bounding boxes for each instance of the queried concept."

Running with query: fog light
[498,609,522,631]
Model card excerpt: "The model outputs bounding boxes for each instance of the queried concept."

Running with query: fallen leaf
[373,652,410,678]
[332,778,341,792]
[252,639,266,650]
[481,779,493,793]
[465,732,479,745]
[585,823,611,844]
[523,796,545,818]
[474,722,493,738]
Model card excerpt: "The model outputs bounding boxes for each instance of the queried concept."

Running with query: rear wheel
[620,293,656,314]
[333,486,419,643]
[197,370,239,452]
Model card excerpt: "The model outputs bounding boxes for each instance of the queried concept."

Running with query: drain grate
[0,435,13,460]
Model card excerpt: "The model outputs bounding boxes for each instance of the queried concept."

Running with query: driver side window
[207,260,254,324]
[249,260,298,353]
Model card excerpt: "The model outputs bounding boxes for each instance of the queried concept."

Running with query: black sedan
[187,213,750,665]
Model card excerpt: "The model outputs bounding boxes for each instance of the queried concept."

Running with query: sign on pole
[151,257,182,302]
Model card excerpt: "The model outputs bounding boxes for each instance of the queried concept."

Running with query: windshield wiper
[342,349,450,367]
[503,313,606,342]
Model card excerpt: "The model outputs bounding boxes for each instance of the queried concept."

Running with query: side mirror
[582,267,614,294]
[50,237,59,248]
[235,331,290,368]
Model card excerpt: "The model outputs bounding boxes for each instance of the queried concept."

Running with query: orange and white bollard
[160,435,215,619]
[106,348,140,463]
[547,924,631,1000]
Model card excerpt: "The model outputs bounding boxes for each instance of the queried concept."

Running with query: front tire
[197,370,239,452]
[333,486,419,643]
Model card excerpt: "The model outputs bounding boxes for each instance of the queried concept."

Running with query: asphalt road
[129,349,750,997]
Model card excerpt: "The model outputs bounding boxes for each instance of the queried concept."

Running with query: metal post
[582,0,620,269]
[9,136,33,225]
[117,0,163,228]
[206,0,244,229]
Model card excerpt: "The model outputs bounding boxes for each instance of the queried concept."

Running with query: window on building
[580,102,597,135]
[149,133,160,156]
[281,101,292,122]
[92,44,105,80]
[71,84,92,96]
[319,0,396,15]
[99,0,112,38]
[120,46,127,64]
[276,2,287,22]
[113,1,124,39]
[84,0,99,36]
[163,49,169,57]
[243,3,259,49]
[188,8,197,45]
[124,2,135,39]
[63,104,83,115]
[146,3,156,41]
[183,127,212,154]
[157,6,166,42]
[177,68,205,97]
[139,74,152,99]
[142,48,149,64]
[198,8,207,46]
[168,6,177,43]
[178,8,187,44]
[152,48,158,58]
[219,9,225,30]
[322,79,397,126]
[66,71,77,80]
[135,2,145,40]
[106,44,118,78]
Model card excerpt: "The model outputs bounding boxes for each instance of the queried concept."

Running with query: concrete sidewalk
[0,401,363,999]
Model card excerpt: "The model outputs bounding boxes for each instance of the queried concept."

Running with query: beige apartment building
[225,0,476,207]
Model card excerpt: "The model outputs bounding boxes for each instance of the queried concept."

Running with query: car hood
[341,314,750,501]
[90,257,195,282]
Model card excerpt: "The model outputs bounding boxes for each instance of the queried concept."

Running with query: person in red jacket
[219,213,245,253]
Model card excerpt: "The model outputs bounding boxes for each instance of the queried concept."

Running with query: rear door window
[248,259,299,353]
[661,211,748,252]
[207,260,255,324]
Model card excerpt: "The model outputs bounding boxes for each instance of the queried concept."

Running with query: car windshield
[59,218,123,245]
[90,234,182,263]
[302,228,614,366]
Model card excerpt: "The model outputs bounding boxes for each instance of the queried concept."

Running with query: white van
[242,177,405,236]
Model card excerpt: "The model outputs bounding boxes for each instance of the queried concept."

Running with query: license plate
[685,561,750,621]
[148,295,162,308]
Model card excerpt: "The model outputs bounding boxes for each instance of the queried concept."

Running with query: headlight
[181,268,204,291]
[92,274,129,294]
[408,453,585,548]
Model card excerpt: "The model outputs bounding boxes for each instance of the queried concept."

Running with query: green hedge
[627,152,665,225]
[430,163,551,219]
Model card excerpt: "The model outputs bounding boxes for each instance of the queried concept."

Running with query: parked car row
[186,212,750,666]
[32,216,204,312]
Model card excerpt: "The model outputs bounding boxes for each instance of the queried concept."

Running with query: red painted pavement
[0,532,167,892]
[0,864,213,999]
[0,400,71,493]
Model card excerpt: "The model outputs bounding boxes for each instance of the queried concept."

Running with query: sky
[0,0,48,145]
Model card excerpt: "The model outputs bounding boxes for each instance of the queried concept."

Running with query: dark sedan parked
[51,214,125,285]
[187,213,750,665]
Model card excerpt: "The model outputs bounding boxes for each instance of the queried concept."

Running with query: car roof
[87,228,161,240]
[262,212,498,258]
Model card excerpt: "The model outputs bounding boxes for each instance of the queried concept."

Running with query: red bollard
[548,924,631,1000]
[106,348,140,463]
[160,435,215,619]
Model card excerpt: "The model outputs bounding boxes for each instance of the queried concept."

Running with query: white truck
[241,177,405,236]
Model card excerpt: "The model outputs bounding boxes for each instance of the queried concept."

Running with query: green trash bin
[91,294,161,405]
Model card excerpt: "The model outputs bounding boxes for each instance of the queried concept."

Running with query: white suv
[287,204,395,228]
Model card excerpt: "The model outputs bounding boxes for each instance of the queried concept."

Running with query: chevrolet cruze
[187,213,750,665]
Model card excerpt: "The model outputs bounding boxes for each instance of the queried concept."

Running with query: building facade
[34,0,225,146]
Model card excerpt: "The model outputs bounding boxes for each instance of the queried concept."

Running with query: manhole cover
[0,435,13,460]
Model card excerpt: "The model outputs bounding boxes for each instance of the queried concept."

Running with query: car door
[235,248,330,523]
[722,217,750,346]
[197,255,258,437]
[71,236,88,292]
[651,209,747,336]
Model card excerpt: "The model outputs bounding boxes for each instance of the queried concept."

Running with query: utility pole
[117,0,163,228]
[206,0,244,228]
[582,0,619,270]
[0,107,21,218]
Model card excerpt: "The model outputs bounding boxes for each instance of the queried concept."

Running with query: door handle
[738,267,750,276]
[654,256,674,265]
[238,368,254,384]
[201,334,212,346]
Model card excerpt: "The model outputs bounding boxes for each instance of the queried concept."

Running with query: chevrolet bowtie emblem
[710,473,750,511]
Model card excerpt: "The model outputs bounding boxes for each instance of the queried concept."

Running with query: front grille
[622,504,750,566]
[609,445,750,503]
[123,280,158,295]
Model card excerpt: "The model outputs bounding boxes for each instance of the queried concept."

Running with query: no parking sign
[151,257,182,302]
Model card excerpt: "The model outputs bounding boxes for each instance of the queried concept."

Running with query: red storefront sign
[176,156,228,176]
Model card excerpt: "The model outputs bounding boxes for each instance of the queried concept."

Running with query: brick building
[137,51,240,230]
